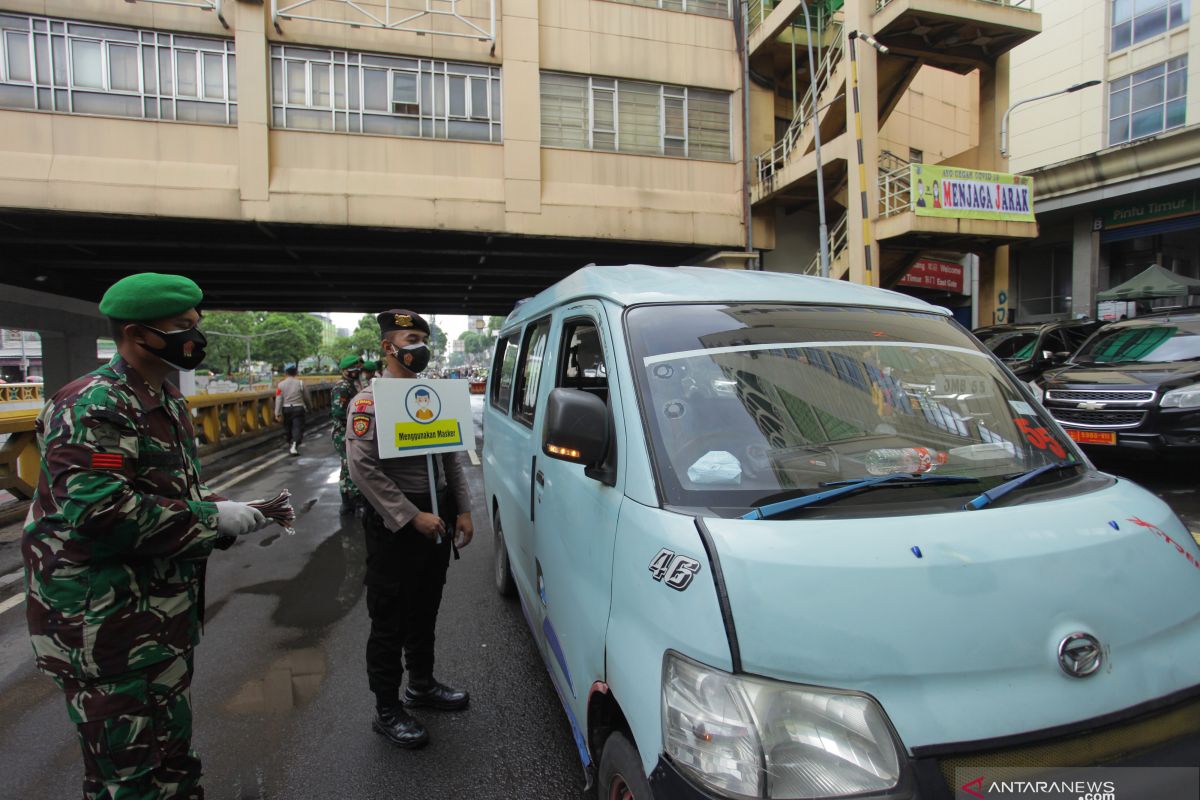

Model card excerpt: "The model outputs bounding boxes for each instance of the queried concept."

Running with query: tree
[429,325,448,365]
[350,315,382,361]
[320,335,357,371]
[200,311,258,374]
[253,313,324,370]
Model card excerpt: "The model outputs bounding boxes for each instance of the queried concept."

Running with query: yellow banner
[910,164,1035,222]
[393,420,463,451]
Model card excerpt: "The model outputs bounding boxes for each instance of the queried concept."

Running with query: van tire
[598,732,653,800]
[493,509,517,597]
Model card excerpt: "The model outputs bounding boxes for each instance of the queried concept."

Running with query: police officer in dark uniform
[345,310,474,749]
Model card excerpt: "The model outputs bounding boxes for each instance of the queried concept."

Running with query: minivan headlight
[662,652,903,798]
[1160,384,1200,409]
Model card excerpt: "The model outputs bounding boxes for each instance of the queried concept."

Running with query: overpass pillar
[40,332,105,397]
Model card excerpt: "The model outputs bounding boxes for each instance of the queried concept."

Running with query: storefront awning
[1097,265,1200,301]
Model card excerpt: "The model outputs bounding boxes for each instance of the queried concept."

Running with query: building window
[1108,57,1187,145]
[0,13,236,124]
[1016,245,1073,320]
[270,46,501,142]
[1111,0,1188,52]
[608,0,730,18]
[540,72,731,161]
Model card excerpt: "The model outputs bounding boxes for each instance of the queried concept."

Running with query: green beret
[338,355,362,370]
[99,272,202,321]
[364,360,381,372]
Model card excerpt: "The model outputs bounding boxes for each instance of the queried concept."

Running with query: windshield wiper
[963,461,1083,511]
[741,473,980,520]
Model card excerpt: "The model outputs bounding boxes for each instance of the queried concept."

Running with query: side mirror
[1053,351,1071,364]
[543,388,609,467]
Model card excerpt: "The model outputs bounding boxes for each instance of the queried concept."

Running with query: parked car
[483,266,1200,800]
[1034,309,1200,455]
[973,319,1103,381]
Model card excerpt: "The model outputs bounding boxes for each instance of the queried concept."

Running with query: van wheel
[598,732,653,800]
[493,509,516,597]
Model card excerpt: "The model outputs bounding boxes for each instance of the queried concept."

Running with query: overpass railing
[0,384,332,518]
[0,383,43,404]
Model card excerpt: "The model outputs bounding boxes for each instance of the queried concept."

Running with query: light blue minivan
[481,266,1200,800]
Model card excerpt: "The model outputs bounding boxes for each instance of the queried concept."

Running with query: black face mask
[389,342,431,374]
[345,369,361,380]
[139,325,207,371]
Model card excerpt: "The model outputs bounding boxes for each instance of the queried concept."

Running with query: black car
[1036,309,1200,455]
[973,319,1103,381]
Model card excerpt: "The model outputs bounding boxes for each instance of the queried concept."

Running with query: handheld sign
[373,378,476,460]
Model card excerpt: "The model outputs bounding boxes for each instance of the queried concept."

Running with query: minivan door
[532,303,625,707]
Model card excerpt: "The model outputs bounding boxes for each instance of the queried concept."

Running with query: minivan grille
[1052,409,1146,428]
[1046,389,1154,403]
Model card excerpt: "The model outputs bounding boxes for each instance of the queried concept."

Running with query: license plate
[1066,428,1117,446]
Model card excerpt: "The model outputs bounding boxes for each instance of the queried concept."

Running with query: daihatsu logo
[1058,632,1103,678]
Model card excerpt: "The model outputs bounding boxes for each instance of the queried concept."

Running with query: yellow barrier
[0,384,332,505]
[0,382,43,403]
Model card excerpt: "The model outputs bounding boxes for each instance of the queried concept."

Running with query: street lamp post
[846,30,888,285]
[798,0,831,278]
[1001,80,1101,159]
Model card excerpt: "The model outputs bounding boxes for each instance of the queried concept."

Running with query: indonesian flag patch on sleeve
[91,452,125,470]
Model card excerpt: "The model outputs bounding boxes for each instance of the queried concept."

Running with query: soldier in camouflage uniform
[23,272,272,800]
[331,355,363,514]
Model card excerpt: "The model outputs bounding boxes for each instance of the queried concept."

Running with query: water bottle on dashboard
[864,447,948,476]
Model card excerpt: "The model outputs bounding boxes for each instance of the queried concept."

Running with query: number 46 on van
[649,548,702,592]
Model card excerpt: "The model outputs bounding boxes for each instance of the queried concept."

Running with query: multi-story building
[1007,0,1199,322]
[0,0,1040,329]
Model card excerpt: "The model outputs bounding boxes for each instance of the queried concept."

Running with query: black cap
[377,309,430,337]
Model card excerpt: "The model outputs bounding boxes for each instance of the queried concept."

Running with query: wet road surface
[0,401,584,800]
[1,400,1198,799]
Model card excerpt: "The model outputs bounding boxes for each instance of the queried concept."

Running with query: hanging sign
[896,258,966,294]
[373,378,476,459]
[910,164,1035,222]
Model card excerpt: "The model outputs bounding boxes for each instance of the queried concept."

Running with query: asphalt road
[0,398,1197,799]
[0,397,584,800]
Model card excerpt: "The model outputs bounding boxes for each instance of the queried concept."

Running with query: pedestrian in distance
[331,354,363,515]
[274,363,308,456]
[346,309,474,749]
[22,272,274,800]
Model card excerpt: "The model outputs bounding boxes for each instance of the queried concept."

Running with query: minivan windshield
[1073,319,1200,364]
[626,304,1082,512]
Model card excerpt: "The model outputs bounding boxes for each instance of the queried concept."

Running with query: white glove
[215,501,268,537]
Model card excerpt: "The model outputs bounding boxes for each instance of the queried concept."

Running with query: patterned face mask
[389,343,430,374]
[139,325,208,371]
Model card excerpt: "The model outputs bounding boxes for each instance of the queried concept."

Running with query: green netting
[1014,339,1038,360]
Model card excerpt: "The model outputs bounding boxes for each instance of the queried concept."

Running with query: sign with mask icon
[373,379,476,459]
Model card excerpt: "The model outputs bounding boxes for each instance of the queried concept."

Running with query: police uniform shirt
[344,383,470,529]
[274,376,307,415]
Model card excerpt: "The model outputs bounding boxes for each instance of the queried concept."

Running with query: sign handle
[427,453,441,542]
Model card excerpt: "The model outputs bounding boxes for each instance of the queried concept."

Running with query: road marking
[0,592,24,616]
[468,449,480,466]
[210,452,291,494]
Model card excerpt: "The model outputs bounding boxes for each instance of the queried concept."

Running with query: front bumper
[648,688,1200,800]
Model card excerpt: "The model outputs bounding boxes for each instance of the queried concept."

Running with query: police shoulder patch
[352,414,372,437]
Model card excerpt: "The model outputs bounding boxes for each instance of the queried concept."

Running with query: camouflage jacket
[22,355,227,681]
[330,378,358,444]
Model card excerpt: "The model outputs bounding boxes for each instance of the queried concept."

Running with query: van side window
[558,319,608,405]
[491,334,519,413]
[513,319,551,427]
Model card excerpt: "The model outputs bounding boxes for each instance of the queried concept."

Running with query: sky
[328,312,470,342]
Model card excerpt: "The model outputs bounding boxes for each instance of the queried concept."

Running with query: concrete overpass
[0,208,711,316]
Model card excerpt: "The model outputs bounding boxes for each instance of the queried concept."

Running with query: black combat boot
[403,679,469,711]
[339,491,355,515]
[372,704,429,749]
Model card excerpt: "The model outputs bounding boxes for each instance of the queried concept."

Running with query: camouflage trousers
[54,652,202,800]
[333,434,359,498]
